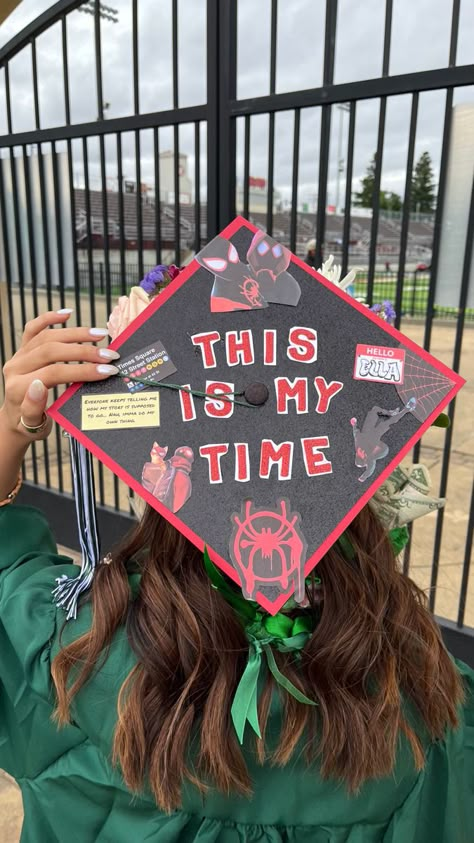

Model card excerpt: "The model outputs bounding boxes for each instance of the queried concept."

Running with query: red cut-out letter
[205,381,234,418]
[234,442,250,482]
[225,330,255,366]
[275,377,308,414]
[179,384,196,422]
[301,436,332,476]
[287,327,318,363]
[199,443,229,484]
[313,377,344,414]
[191,331,221,368]
[259,439,294,480]
[263,329,277,365]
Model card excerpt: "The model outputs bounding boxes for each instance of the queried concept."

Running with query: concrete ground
[1,288,473,841]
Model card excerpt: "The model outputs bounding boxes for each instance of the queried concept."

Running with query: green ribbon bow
[203,548,317,743]
[231,612,316,744]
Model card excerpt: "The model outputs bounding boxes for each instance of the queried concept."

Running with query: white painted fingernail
[97,364,119,375]
[28,379,46,401]
[89,328,109,337]
[57,308,73,314]
[99,348,120,360]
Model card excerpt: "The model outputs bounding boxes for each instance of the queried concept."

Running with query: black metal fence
[0,0,473,660]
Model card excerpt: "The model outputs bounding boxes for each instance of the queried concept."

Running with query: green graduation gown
[0,505,473,842]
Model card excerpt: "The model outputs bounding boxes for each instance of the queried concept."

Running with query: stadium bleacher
[74,189,434,261]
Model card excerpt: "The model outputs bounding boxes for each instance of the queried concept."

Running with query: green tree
[380,191,402,211]
[354,154,402,211]
[354,154,376,207]
[411,151,435,213]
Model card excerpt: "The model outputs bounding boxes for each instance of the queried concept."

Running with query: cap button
[244,382,269,406]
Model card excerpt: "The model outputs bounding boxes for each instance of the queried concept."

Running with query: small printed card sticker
[117,341,177,393]
[81,393,160,430]
[353,344,405,385]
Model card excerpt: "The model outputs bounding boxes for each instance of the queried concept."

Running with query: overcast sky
[0,0,473,209]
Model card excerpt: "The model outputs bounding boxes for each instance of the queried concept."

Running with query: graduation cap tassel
[52,437,101,620]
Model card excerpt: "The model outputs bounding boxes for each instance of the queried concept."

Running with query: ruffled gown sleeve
[0,504,85,780]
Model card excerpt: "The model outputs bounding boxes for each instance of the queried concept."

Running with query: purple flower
[140,265,168,295]
[370,300,396,325]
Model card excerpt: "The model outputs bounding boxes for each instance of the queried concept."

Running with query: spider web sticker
[395,352,455,422]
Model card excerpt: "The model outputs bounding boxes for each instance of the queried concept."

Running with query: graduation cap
[49,217,464,617]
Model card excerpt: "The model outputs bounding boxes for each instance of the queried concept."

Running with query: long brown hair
[52,504,463,812]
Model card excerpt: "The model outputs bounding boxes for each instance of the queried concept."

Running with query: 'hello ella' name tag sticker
[353,344,405,385]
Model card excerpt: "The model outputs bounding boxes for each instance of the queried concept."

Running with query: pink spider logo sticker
[229,499,308,603]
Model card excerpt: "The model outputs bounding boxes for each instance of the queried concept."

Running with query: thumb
[20,379,52,439]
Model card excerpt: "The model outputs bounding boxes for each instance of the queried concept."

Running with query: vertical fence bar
[449,0,460,66]
[394,92,418,329]
[82,138,97,325]
[173,126,180,265]
[62,15,71,125]
[117,133,127,294]
[8,149,27,329]
[289,108,300,254]
[266,0,278,236]
[62,14,82,326]
[22,143,38,489]
[51,141,66,310]
[457,477,474,627]
[135,130,143,280]
[99,136,112,317]
[366,99,386,306]
[243,115,250,220]
[0,158,16,355]
[153,127,162,264]
[84,139,105,505]
[66,141,81,323]
[94,0,104,122]
[412,89,453,466]
[315,0,338,271]
[194,121,201,253]
[31,40,41,130]
[382,0,393,77]
[206,0,218,237]
[217,0,237,229]
[52,140,68,490]
[99,132,119,509]
[172,0,180,263]
[429,175,474,611]
[132,0,139,115]
[341,100,355,278]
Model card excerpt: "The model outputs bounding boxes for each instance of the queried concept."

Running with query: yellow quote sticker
[81,393,160,430]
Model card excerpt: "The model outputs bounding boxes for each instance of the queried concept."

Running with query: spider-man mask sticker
[230,499,307,604]
[195,231,301,312]
[354,344,405,385]
[49,216,465,615]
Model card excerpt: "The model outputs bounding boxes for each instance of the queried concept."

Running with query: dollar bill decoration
[369,463,445,529]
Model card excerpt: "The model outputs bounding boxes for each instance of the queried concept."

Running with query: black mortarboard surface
[49,217,464,614]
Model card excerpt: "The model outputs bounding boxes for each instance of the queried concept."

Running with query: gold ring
[20,413,49,434]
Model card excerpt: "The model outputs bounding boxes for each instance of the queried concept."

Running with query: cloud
[0,0,473,208]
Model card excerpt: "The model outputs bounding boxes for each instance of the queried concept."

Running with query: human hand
[0,309,119,441]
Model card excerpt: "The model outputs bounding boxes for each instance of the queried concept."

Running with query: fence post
[206,0,237,237]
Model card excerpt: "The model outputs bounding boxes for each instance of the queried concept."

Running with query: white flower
[318,254,361,293]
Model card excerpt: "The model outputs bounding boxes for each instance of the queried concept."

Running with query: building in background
[236,177,282,214]
[158,151,193,205]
